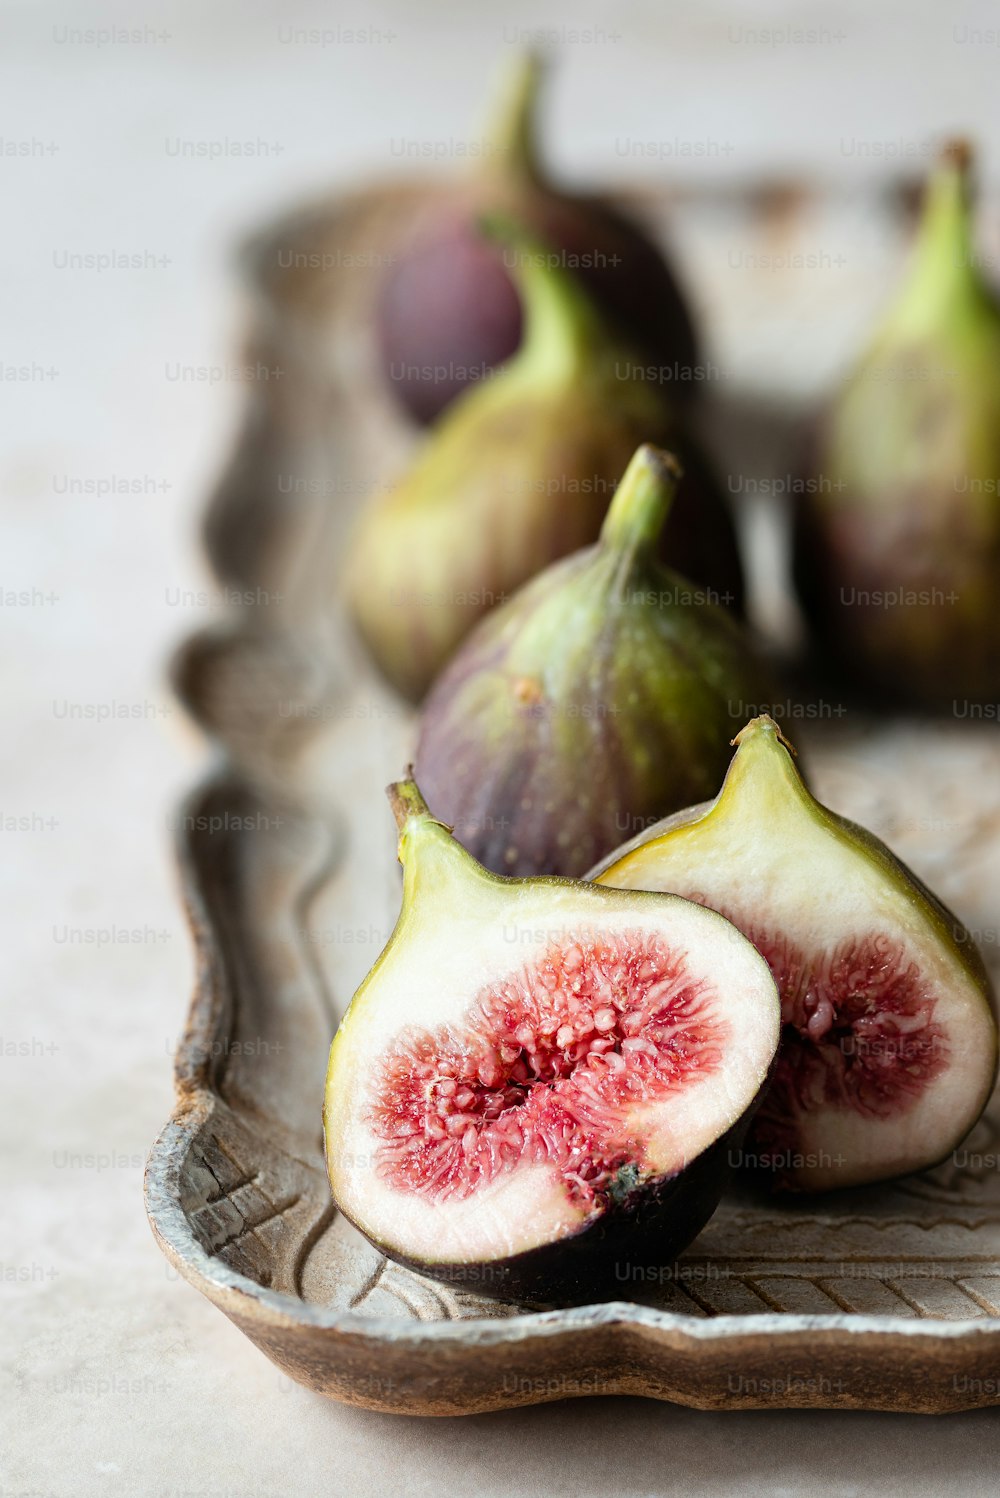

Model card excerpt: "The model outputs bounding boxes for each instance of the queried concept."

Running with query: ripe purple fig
[413,445,769,876]
[378,54,699,424]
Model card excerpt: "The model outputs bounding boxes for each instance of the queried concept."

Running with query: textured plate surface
[146,179,1000,1413]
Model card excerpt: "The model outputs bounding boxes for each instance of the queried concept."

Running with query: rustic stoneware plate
[145,179,1000,1414]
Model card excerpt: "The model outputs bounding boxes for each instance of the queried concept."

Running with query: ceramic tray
[144,176,1000,1413]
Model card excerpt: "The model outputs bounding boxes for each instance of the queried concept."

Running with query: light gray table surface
[5,2,1000,1493]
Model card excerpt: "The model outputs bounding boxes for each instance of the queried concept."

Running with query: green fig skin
[351,233,742,703]
[794,142,1000,708]
[591,715,999,1192]
[323,778,780,1305]
[377,53,699,425]
[413,446,772,876]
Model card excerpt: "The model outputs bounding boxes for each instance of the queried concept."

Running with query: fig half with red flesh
[592,716,999,1192]
[324,780,779,1304]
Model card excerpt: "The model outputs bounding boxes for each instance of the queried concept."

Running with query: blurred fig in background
[414,445,771,878]
[377,53,699,424]
[794,141,1000,708]
[349,226,742,703]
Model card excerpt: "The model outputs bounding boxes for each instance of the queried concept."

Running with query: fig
[592,714,999,1192]
[351,234,741,703]
[378,53,698,424]
[794,141,1000,707]
[323,777,779,1304]
[413,445,769,878]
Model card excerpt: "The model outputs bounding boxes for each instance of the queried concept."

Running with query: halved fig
[592,716,999,1192]
[324,779,779,1304]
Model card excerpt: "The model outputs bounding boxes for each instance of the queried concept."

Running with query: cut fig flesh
[593,717,999,1192]
[324,781,779,1302]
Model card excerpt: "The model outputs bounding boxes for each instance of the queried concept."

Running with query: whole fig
[414,445,771,877]
[794,141,1000,708]
[378,53,698,424]
[350,229,742,703]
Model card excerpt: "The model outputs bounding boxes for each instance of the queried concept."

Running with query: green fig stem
[481,52,545,186]
[889,138,989,335]
[478,212,608,380]
[599,445,682,561]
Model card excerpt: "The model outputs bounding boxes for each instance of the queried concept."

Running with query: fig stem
[891,137,985,330]
[600,445,682,559]
[386,775,431,833]
[478,212,606,376]
[920,139,974,265]
[481,52,544,186]
[731,713,798,757]
[386,777,456,874]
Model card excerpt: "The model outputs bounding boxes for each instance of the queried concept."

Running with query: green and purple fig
[351,235,742,703]
[413,445,769,877]
[794,141,1000,708]
[592,715,999,1192]
[324,777,779,1305]
[379,54,699,424]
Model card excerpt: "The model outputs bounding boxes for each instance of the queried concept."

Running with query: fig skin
[591,715,1000,1192]
[350,235,742,704]
[413,445,771,877]
[794,140,1000,709]
[378,54,698,425]
[323,778,780,1305]
[352,1120,751,1308]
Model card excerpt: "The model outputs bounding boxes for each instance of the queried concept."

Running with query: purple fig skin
[793,415,1000,707]
[379,209,524,422]
[377,58,698,426]
[353,1118,751,1307]
[380,195,699,428]
[414,446,770,876]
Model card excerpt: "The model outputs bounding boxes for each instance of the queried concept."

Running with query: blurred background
[6,1,1000,1492]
